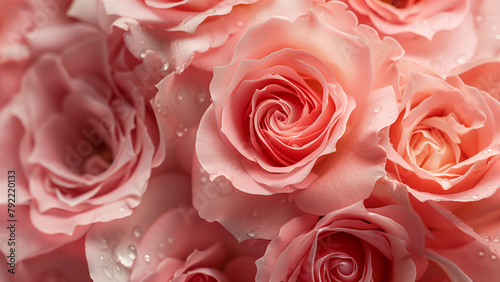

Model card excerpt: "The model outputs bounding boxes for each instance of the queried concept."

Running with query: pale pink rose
[86,173,267,282]
[196,4,401,215]
[0,23,163,236]
[255,201,457,281]
[382,71,500,202]
[330,0,478,76]
[68,0,311,74]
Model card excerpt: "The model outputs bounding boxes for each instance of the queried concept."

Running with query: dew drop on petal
[133,226,142,238]
[456,55,467,65]
[236,21,243,27]
[127,245,137,260]
[100,255,104,261]
[247,230,256,238]
[479,250,485,257]
[491,254,498,261]
[157,249,165,259]
[97,237,109,250]
[441,179,451,189]
[472,195,479,200]
[493,236,500,243]
[373,105,381,113]
[167,236,174,244]
[144,254,151,263]
[103,266,114,279]
[482,234,491,243]
[119,207,126,212]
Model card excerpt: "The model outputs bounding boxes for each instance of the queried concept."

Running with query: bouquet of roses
[1,0,500,281]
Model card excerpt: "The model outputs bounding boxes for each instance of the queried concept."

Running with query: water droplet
[201,176,208,183]
[248,230,256,238]
[100,255,104,261]
[157,248,165,259]
[493,236,500,243]
[96,237,109,250]
[236,21,243,27]
[160,62,169,73]
[139,51,147,59]
[95,217,101,221]
[441,179,451,189]
[119,207,125,212]
[479,250,485,257]
[456,55,467,65]
[198,90,207,103]
[133,226,142,238]
[102,266,114,279]
[140,40,145,45]
[291,143,300,148]
[373,105,381,113]
[472,195,479,200]
[127,245,137,260]
[482,234,491,243]
[144,254,151,262]
[177,92,185,101]
[491,254,498,260]
[167,236,174,244]
[175,125,186,138]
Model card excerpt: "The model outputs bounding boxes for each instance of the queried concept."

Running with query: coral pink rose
[196,4,401,214]
[382,71,500,202]
[0,23,163,235]
[255,201,469,281]
[86,173,267,282]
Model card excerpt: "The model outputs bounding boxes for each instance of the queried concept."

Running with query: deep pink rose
[382,71,500,202]
[86,173,267,282]
[68,0,310,74]
[196,4,401,215]
[255,201,467,281]
[0,23,163,236]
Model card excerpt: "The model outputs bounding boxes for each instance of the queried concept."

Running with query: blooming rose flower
[68,0,311,74]
[330,0,478,76]
[255,201,470,281]
[86,173,267,282]
[344,0,469,39]
[382,71,500,202]
[0,23,163,236]
[196,4,401,214]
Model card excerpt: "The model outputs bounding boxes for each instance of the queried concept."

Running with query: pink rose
[332,0,478,76]
[255,201,468,281]
[196,4,401,214]
[69,0,310,74]
[382,71,500,201]
[85,173,267,282]
[345,0,469,39]
[0,23,163,236]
